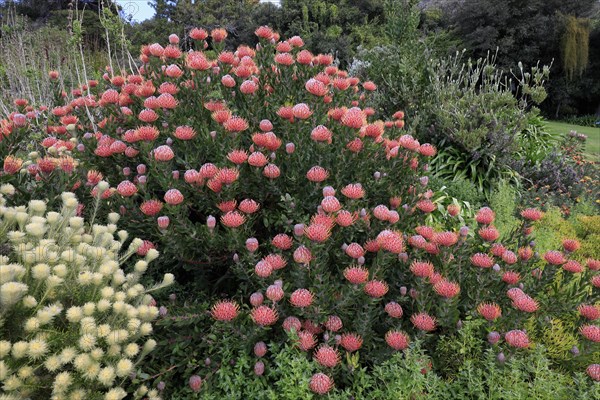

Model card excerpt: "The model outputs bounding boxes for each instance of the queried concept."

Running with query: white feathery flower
[90,348,104,360]
[28,338,48,360]
[32,263,51,280]
[66,307,84,323]
[146,249,159,261]
[22,295,37,308]
[97,324,111,338]
[0,183,15,195]
[28,200,46,215]
[79,334,96,351]
[0,282,28,307]
[115,358,133,377]
[123,343,139,358]
[104,387,127,400]
[0,341,11,358]
[97,366,115,386]
[10,341,28,359]
[53,264,67,277]
[59,347,77,364]
[82,302,96,316]
[97,299,111,312]
[44,355,62,372]
[24,317,40,332]
[0,360,9,381]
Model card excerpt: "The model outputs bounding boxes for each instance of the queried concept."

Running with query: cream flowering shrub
[0,185,173,400]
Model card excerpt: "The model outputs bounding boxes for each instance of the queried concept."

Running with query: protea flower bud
[207,215,216,229]
[189,375,202,392]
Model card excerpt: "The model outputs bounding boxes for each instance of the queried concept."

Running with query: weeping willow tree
[561,15,590,80]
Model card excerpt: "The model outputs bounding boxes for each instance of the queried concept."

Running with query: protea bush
[0,26,598,396]
[0,188,173,399]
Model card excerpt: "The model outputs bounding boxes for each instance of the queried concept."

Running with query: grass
[546,120,600,162]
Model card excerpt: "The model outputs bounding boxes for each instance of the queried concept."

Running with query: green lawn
[546,120,600,162]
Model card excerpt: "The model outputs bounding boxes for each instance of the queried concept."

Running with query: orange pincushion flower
[410,261,434,278]
[343,266,369,284]
[264,254,287,270]
[238,199,260,214]
[341,107,366,129]
[341,183,365,199]
[311,125,332,143]
[305,79,328,96]
[385,302,403,318]
[174,125,197,140]
[272,233,293,250]
[433,280,460,298]
[211,28,228,42]
[364,280,389,298]
[3,155,23,174]
[470,253,494,268]
[520,208,543,221]
[140,200,163,216]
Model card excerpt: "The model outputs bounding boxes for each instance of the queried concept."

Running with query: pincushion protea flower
[477,302,502,321]
[306,166,329,182]
[433,280,460,298]
[586,364,600,381]
[309,373,334,394]
[324,315,343,332]
[210,300,239,321]
[410,261,434,278]
[476,207,495,224]
[563,260,583,273]
[271,233,293,250]
[340,333,363,352]
[411,312,437,331]
[580,325,600,342]
[140,200,163,216]
[562,239,580,252]
[512,295,539,313]
[164,189,183,205]
[364,280,389,298]
[290,288,314,308]
[470,253,494,268]
[504,330,530,348]
[544,250,565,265]
[313,345,340,368]
[385,330,410,350]
[251,306,278,326]
[520,208,543,221]
[578,304,600,320]
[385,302,403,318]
[502,271,521,285]
[283,316,301,332]
[478,226,500,242]
[189,375,202,392]
[296,330,317,351]
[343,265,369,284]
[220,211,246,228]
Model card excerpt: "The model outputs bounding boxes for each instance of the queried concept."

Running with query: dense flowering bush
[0,26,598,396]
[0,188,173,399]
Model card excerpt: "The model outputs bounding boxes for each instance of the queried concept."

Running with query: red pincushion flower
[240,80,258,94]
[272,233,293,250]
[336,210,356,227]
[578,304,600,320]
[223,116,249,132]
[304,224,331,242]
[478,226,500,242]
[282,316,301,332]
[296,330,317,351]
[520,208,543,221]
[254,341,268,358]
[563,260,583,273]
[376,230,404,253]
[275,52,295,66]
[266,285,284,302]
[264,254,286,270]
[373,204,390,221]
[477,302,502,321]
[507,287,525,300]
[263,163,280,179]
[433,280,460,298]
[346,138,364,152]
[138,108,158,123]
[432,231,458,247]
[470,253,494,268]
[385,330,410,350]
[293,246,312,264]
[306,79,328,96]
[341,107,366,129]
[154,145,174,161]
[340,333,363,352]
[505,330,530,348]
[227,149,248,164]
[140,200,163,216]
[502,271,521,285]
[117,180,137,197]
[512,295,539,313]
[447,203,460,216]
[221,211,246,228]
[385,302,403,318]
[254,260,273,278]
[562,238,581,252]
[364,280,389,298]
[136,240,156,256]
[580,325,600,342]
[476,207,496,224]
[3,156,23,174]
[309,373,334,394]
[310,125,332,143]
[290,289,314,308]
[324,315,343,332]
[211,28,227,42]
[238,199,260,214]
[518,246,533,261]
[544,250,565,265]
[248,152,269,167]
[251,306,278,326]
[321,196,341,213]
[502,250,518,264]
[217,168,239,185]
[419,143,436,157]
[587,259,600,271]
[343,266,369,284]
[341,183,365,199]
[164,189,184,205]
[314,345,340,368]
[411,312,437,331]
[190,27,208,40]
[211,300,239,321]
[587,364,600,381]
[345,243,365,259]
[307,166,329,182]
[416,200,436,213]
[410,261,434,278]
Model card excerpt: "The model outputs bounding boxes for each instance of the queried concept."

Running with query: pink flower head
[164,189,184,205]
[410,312,437,331]
[477,303,502,321]
[290,288,314,308]
[211,300,239,321]
[504,330,530,348]
[309,373,334,394]
[364,280,389,298]
[385,330,410,350]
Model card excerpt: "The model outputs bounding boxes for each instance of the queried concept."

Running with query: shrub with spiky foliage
[0,187,173,399]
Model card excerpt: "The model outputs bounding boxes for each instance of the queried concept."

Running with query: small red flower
[504,330,530,348]
[410,261,434,278]
[476,207,495,224]
[578,304,600,320]
[470,253,494,268]
[477,302,502,321]
[580,325,600,342]
[385,302,403,318]
[364,280,389,298]
[343,266,369,284]
[411,312,437,331]
[309,373,334,394]
[220,211,246,228]
[211,300,239,321]
[251,306,278,326]
[314,345,340,368]
[307,166,329,182]
[544,250,565,265]
[324,315,343,332]
[290,288,314,308]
